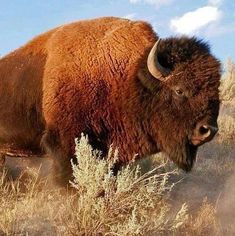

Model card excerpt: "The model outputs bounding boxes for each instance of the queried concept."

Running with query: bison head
[140,37,221,171]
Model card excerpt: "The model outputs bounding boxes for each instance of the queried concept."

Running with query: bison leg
[0,153,5,166]
[41,128,74,186]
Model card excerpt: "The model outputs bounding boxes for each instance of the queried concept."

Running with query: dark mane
[157,36,211,70]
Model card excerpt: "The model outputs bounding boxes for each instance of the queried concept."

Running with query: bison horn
[147,39,171,81]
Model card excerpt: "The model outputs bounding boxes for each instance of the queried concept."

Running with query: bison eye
[175,88,184,97]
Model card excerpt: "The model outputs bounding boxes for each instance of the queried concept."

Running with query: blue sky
[0,0,234,64]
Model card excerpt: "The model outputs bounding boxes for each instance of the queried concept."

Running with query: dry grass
[0,136,189,236]
[217,115,235,141]
[0,134,231,236]
[0,132,233,235]
[220,58,235,101]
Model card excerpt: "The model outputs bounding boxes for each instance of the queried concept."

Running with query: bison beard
[169,140,198,172]
[0,17,221,184]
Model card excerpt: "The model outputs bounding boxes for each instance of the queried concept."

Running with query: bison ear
[137,68,160,92]
[147,39,172,82]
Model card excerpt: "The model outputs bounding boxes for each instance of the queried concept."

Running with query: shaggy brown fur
[0,17,221,183]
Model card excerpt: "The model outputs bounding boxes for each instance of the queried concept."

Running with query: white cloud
[208,0,223,6]
[123,13,137,20]
[170,6,222,35]
[129,0,174,8]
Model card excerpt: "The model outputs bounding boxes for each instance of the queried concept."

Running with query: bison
[0,17,221,183]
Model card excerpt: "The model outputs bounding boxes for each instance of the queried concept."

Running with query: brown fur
[0,17,221,183]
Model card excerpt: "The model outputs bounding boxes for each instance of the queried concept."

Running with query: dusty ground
[2,156,52,180]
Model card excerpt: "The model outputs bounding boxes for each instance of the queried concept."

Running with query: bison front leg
[41,128,74,186]
[0,153,5,166]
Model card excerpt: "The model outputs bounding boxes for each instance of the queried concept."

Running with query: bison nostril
[199,125,211,137]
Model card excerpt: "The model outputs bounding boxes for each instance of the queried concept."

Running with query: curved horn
[147,39,171,81]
